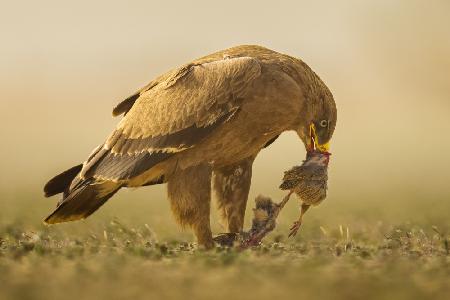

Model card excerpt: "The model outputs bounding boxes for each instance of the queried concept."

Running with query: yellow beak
[309,124,330,153]
[316,141,330,152]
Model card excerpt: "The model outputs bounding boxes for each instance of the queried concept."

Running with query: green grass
[1,216,448,300]
[0,186,449,300]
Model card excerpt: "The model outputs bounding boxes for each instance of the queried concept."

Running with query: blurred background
[1,0,449,238]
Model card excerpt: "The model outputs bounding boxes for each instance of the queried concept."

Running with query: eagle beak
[308,124,330,153]
[316,141,330,153]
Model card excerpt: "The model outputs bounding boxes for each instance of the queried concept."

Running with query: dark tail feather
[44,164,83,197]
[44,180,120,224]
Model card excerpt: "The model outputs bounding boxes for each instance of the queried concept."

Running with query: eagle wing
[80,56,262,182]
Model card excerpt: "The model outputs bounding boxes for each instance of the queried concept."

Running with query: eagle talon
[213,233,239,247]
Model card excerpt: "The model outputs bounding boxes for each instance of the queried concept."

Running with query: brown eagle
[43,45,337,248]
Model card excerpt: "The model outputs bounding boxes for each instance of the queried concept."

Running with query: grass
[0,186,449,300]
[0,215,448,300]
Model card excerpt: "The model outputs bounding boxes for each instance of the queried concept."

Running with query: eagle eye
[319,120,328,128]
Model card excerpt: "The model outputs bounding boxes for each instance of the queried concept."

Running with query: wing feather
[117,56,261,139]
[81,56,261,182]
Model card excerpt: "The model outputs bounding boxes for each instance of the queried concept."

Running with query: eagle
[43,45,337,248]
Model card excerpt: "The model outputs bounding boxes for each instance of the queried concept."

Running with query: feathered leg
[167,163,213,248]
[213,157,254,233]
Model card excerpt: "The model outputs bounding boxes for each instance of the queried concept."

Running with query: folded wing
[81,56,262,182]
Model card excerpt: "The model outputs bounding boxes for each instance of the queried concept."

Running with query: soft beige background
[1,0,449,233]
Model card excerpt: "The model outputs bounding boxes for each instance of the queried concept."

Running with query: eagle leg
[167,163,214,249]
[213,157,254,234]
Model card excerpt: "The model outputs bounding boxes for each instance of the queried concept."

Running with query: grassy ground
[0,189,449,300]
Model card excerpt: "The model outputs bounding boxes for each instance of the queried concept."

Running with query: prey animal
[280,151,330,237]
[43,45,337,248]
[218,151,330,248]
